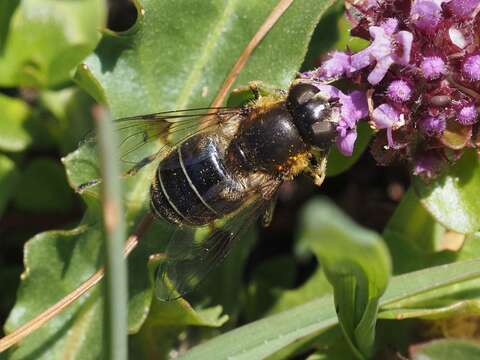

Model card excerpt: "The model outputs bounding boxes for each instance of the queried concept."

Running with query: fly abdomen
[151,135,245,226]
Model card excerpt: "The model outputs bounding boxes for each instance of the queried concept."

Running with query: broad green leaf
[75,0,335,114]
[7,0,333,358]
[413,150,480,234]
[0,94,32,152]
[298,198,391,357]
[182,258,480,360]
[0,0,107,87]
[13,158,77,213]
[0,155,19,218]
[411,339,480,360]
[268,326,353,360]
[180,295,338,360]
[5,220,107,359]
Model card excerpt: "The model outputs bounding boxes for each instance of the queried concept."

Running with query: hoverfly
[80,79,341,300]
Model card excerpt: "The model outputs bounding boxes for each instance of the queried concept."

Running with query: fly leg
[307,151,328,187]
[248,81,286,100]
[230,81,285,106]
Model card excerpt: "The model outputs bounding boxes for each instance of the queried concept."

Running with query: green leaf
[0,0,107,87]
[0,155,19,217]
[297,198,391,358]
[182,258,480,360]
[8,0,332,357]
[0,94,32,152]
[76,0,335,114]
[411,339,480,360]
[413,150,480,234]
[180,295,338,360]
[13,158,77,213]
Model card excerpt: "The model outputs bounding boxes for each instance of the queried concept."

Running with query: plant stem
[94,106,128,360]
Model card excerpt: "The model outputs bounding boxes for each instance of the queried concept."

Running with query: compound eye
[293,98,338,150]
[309,118,337,150]
[286,83,319,111]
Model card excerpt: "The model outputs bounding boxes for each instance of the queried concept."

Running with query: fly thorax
[227,104,307,175]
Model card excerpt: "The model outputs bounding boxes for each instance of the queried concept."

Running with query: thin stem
[94,106,128,360]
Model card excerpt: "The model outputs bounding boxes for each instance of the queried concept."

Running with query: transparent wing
[155,179,281,301]
[77,107,244,192]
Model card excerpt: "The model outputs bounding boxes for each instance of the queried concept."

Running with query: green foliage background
[1,0,480,359]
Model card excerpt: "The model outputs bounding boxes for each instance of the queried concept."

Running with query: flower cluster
[302,0,480,178]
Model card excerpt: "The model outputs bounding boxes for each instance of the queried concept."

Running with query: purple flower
[350,18,413,85]
[386,80,412,102]
[462,54,480,81]
[336,121,359,156]
[410,0,444,31]
[316,51,352,80]
[447,0,480,19]
[302,0,480,178]
[371,103,405,148]
[456,103,478,124]
[314,84,368,156]
[413,151,444,178]
[420,56,447,79]
[419,115,446,136]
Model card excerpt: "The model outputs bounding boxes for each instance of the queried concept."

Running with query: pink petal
[367,56,394,85]
[371,103,400,128]
[336,129,358,156]
[351,48,373,71]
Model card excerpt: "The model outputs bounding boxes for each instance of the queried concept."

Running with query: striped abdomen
[150,135,245,226]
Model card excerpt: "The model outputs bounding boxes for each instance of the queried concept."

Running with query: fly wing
[155,179,281,301]
[77,107,244,192]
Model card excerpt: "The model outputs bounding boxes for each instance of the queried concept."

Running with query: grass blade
[95,106,128,360]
